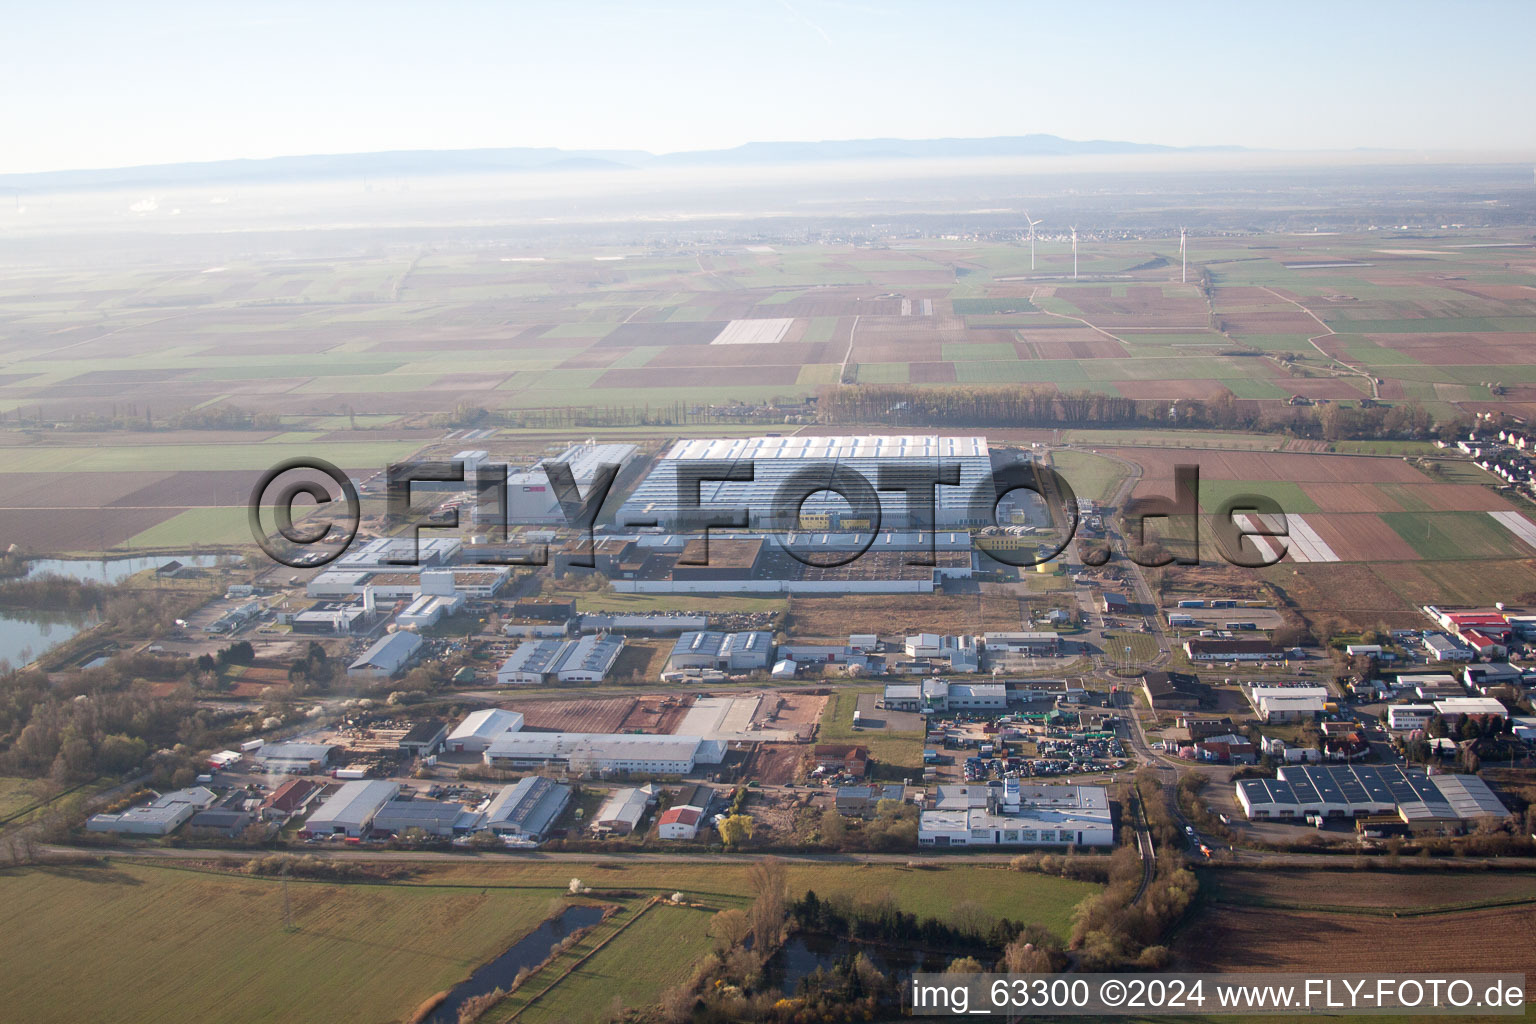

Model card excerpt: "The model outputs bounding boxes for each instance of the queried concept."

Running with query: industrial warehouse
[482,732,727,774]
[918,780,1114,847]
[616,434,1012,531]
[1236,765,1509,833]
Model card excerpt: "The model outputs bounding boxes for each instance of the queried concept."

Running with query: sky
[3,0,1535,174]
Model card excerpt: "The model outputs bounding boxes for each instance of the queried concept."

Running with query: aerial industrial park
[3,5,1536,1018]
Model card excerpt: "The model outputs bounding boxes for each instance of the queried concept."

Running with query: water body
[26,553,221,584]
[427,903,607,1024]
[766,933,952,995]
[0,610,100,670]
[0,554,219,668]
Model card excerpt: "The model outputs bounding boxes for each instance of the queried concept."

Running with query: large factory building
[616,435,1009,531]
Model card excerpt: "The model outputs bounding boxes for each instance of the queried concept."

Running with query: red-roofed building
[262,778,321,821]
[1194,740,1256,765]
[1446,614,1511,640]
[658,806,702,840]
[1460,630,1508,658]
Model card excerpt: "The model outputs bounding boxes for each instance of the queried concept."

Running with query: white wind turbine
[1024,211,1042,270]
[1179,226,1188,283]
[1071,226,1078,280]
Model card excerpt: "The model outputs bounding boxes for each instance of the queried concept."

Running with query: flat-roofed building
[483,732,722,775]
[1248,685,1330,723]
[504,442,638,525]
[1398,673,1465,699]
[372,797,475,838]
[947,682,1007,709]
[617,434,996,530]
[918,784,1112,848]
[1433,697,1509,723]
[253,742,337,775]
[981,632,1062,656]
[1386,704,1437,730]
[446,708,524,754]
[883,683,923,711]
[86,787,217,836]
[1186,639,1283,662]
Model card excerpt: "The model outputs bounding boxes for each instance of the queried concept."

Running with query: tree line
[815,384,1451,442]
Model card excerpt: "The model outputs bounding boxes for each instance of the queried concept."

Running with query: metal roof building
[86,787,218,836]
[593,786,652,835]
[919,783,1113,848]
[1236,765,1508,829]
[617,434,998,530]
[446,708,525,753]
[347,631,423,678]
[667,630,774,671]
[495,635,625,684]
[304,780,401,837]
[371,798,476,838]
[252,742,337,774]
[483,732,723,775]
[483,776,572,840]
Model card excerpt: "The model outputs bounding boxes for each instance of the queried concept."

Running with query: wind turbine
[1024,211,1042,270]
[1071,226,1078,280]
[1179,227,1188,284]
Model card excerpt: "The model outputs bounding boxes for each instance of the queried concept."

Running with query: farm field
[1200,868,1536,913]
[1180,903,1536,980]
[3,234,1536,555]
[0,861,578,1024]
[0,858,1097,1024]
[1180,868,1536,984]
[487,901,716,1024]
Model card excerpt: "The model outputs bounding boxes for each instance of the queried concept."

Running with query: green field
[1103,631,1160,664]
[0,862,574,1024]
[0,858,1096,1024]
[1050,449,1130,504]
[1381,510,1528,560]
[818,686,922,768]
[1195,479,1319,516]
[490,901,716,1024]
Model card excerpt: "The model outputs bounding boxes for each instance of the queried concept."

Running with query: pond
[426,903,608,1024]
[25,553,222,584]
[0,609,100,670]
[766,932,952,995]
[0,553,222,668]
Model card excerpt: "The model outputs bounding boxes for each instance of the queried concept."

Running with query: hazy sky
[4,0,1534,173]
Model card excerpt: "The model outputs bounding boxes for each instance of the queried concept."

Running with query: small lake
[0,610,100,670]
[0,554,220,669]
[25,554,222,584]
[766,933,952,995]
[427,903,607,1024]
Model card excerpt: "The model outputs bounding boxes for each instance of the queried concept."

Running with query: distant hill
[0,135,1244,191]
